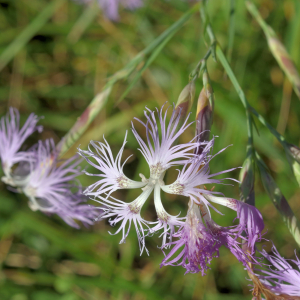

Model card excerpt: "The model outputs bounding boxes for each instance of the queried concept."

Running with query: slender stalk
[0,0,67,72]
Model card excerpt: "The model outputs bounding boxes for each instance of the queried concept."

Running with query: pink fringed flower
[80,106,202,251]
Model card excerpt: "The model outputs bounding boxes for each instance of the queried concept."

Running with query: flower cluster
[79,105,265,273]
[0,108,97,228]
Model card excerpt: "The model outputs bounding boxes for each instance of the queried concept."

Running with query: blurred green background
[0,0,300,299]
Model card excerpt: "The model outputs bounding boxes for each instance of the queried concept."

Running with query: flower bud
[174,81,195,121]
[194,70,214,155]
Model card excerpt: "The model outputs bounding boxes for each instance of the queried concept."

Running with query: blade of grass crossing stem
[56,3,201,156]
[0,0,66,72]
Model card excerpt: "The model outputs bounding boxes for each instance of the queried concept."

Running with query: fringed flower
[80,106,202,249]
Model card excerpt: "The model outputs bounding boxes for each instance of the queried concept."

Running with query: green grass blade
[256,153,300,247]
[226,0,235,63]
[67,1,99,44]
[0,0,66,72]
[246,0,300,100]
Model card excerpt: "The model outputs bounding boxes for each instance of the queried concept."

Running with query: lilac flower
[81,105,261,261]
[80,106,202,250]
[22,139,97,228]
[0,108,42,187]
[254,246,300,297]
[77,0,143,21]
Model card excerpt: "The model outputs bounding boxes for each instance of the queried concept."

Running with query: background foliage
[0,0,300,299]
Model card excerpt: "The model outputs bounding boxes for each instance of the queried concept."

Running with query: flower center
[116,175,130,188]
[150,162,164,180]
[169,182,184,194]
[24,185,37,197]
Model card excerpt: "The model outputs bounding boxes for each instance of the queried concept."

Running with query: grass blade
[0,0,66,72]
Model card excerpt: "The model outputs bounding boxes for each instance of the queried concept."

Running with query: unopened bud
[174,81,195,121]
[195,70,214,154]
[239,150,255,205]
[268,36,300,99]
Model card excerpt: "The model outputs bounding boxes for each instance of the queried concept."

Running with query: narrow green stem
[189,48,211,81]
[245,1,275,37]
